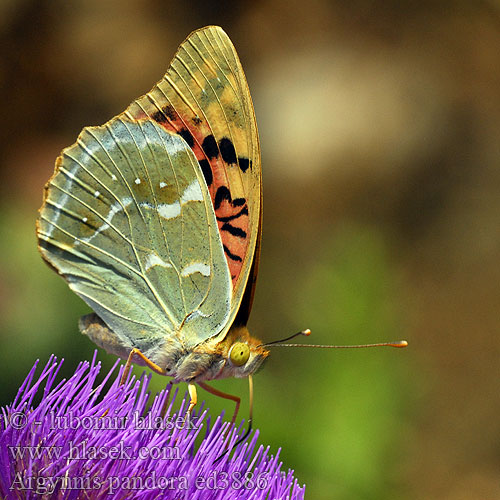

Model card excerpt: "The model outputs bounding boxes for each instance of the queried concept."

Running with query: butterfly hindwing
[37,117,232,352]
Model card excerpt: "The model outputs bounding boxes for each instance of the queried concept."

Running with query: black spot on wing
[198,159,213,187]
[162,105,177,120]
[221,223,247,238]
[214,186,231,210]
[178,128,194,148]
[237,157,252,172]
[223,244,242,262]
[214,187,247,211]
[219,138,237,164]
[152,105,176,123]
[192,116,202,125]
[152,110,166,124]
[216,205,248,222]
[202,135,219,159]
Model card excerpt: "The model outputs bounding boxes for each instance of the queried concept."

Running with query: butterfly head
[215,325,269,379]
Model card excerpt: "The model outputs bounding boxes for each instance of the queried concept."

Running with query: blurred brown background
[1,1,500,499]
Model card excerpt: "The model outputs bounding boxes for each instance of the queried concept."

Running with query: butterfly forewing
[126,26,261,327]
[37,117,232,350]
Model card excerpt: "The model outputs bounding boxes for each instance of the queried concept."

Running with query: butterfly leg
[209,377,254,463]
[120,348,167,385]
[198,381,241,427]
[187,383,198,412]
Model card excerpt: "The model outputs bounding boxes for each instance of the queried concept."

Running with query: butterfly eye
[228,342,250,367]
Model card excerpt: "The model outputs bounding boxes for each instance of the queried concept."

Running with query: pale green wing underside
[37,117,232,350]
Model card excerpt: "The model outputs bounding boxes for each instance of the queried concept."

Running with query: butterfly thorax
[80,314,268,383]
[152,324,269,383]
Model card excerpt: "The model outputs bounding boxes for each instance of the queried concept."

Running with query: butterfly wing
[233,178,262,327]
[126,26,261,333]
[37,117,232,351]
[37,26,261,354]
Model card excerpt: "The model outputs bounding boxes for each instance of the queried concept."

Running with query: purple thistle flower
[0,354,305,499]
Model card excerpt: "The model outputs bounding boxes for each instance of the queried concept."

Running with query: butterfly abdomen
[79,314,136,362]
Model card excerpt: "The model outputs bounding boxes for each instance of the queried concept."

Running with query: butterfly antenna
[214,375,254,463]
[260,329,312,346]
[261,329,408,349]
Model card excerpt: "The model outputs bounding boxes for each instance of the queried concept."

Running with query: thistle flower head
[0,354,304,499]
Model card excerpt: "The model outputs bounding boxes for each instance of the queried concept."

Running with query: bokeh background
[1,1,500,498]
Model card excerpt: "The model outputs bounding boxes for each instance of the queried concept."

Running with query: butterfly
[36,25,269,423]
[36,26,407,427]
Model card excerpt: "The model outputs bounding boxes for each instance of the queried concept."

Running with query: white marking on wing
[184,309,211,323]
[157,201,181,219]
[82,217,88,223]
[80,197,132,244]
[111,174,117,181]
[145,253,172,271]
[181,180,204,203]
[135,178,141,185]
[156,180,203,220]
[159,182,167,188]
[181,262,210,277]
[94,190,100,198]
[164,130,191,155]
